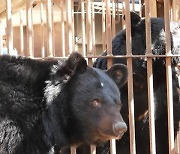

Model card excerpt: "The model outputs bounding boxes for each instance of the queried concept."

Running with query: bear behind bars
[0,52,128,154]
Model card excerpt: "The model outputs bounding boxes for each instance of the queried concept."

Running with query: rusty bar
[19,10,24,56]
[177,127,180,153]
[164,0,175,154]
[139,0,143,17]
[112,0,116,38]
[31,6,34,56]
[0,19,2,55]
[86,0,92,55]
[131,0,135,11]
[65,1,69,56]
[124,0,136,154]
[46,0,53,57]
[92,1,96,55]
[60,0,65,57]
[26,0,34,57]
[106,0,114,153]
[90,145,96,154]
[71,1,75,52]
[105,0,112,69]
[110,139,116,154]
[102,0,106,51]
[52,4,55,56]
[81,0,86,56]
[70,146,76,154]
[67,0,73,54]
[40,0,45,57]
[145,0,156,154]
[31,54,180,60]
[172,0,180,21]
[6,0,13,54]
[149,0,157,17]
[86,0,93,66]
[122,0,126,29]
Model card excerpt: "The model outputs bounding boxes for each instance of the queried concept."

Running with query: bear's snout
[113,122,127,138]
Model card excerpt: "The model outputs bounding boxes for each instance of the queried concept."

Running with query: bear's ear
[107,64,128,88]
[123,11,141,27]
[55,52,87,80]
[65,52,87,73]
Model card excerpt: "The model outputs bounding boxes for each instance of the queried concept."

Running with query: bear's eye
[91,99,102,108]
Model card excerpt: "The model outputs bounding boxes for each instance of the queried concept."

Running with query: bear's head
[44,52,128,147]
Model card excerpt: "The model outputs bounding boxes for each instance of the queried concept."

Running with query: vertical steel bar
[110,139,116,154]
[52,4,55,56]
[70,146,76,154]
[102,0,106,51]
[124,0,136,154]
[46,0,53,57]
[71,1,75,52]
[92,0,96,55]
[31,7,34,57]
[90,145,96,154]
[149,0,157,17]
[81,0,86,56]
[145,0,156,154]
[105,0,112,69]
[26,0,34,57]
[65,1,69,56]
[139,0,142,17]
[105,0,114,152]
[132,0,135,11]
[164,0,175,153]
[67,0,73,54]
[0,19,2,55]
[86,0,93,66]
[40,0,45,57]
[60,0,65,57]
[112,0,116,38]
[19,10,24,56]
[6,0,13,55]
[122,0,126,29]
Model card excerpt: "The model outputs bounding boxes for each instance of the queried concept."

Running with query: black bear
[94,12,180,154]
[0,52,128,154]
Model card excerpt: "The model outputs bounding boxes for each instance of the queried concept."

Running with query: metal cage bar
[124,1,136,154]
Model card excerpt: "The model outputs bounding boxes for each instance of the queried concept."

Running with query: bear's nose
[113,122,127,136]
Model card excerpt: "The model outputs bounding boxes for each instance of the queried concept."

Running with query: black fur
[0,52,129,154]
[93,12,180,154]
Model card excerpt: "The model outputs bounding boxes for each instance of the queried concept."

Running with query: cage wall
[0,0,180,154]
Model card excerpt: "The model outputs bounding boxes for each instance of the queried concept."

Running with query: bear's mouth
[96,129,124,141]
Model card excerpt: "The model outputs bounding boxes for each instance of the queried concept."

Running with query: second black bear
[94,12,180,154]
